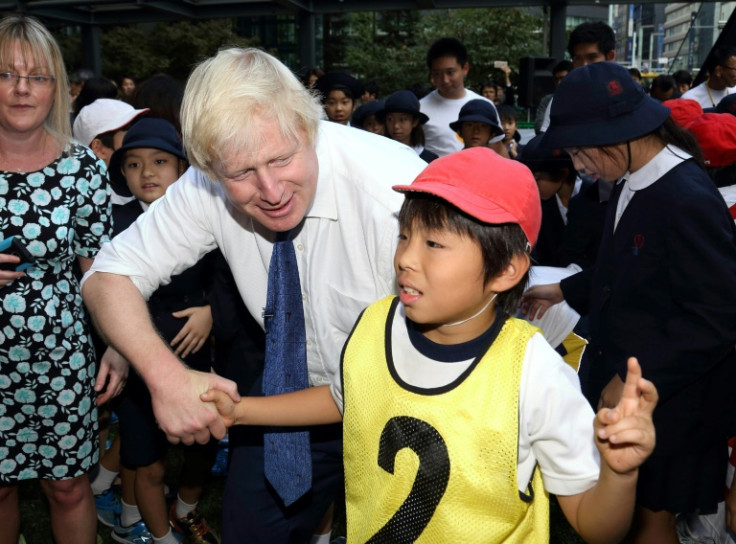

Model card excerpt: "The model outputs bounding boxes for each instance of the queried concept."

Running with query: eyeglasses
[0,72,55,88]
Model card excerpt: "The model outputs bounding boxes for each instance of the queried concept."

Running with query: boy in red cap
[202,148,658,543]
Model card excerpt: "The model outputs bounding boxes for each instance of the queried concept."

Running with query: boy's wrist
[600,459,639,480]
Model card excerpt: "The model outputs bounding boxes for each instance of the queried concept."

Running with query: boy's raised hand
[201,388,239,427]
[594,357,658,475]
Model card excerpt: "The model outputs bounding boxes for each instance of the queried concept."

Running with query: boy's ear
[487,252,531,293]
[89,138,113,164]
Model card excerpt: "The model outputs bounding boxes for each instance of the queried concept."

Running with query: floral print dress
[0,143,111,482]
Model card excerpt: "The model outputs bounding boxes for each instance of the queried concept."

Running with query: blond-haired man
[83,48,425,542]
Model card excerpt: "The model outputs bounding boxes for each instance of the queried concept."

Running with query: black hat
[352,100,385,128]
[520,134,574,173]
[543,62,670,149]
[108,118,186,197]
[448,99,503,137]
[379,90,429,124]
[314,73,363,102]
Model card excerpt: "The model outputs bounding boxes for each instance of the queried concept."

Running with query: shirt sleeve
[518,333,600,495]
[84,167,219,299]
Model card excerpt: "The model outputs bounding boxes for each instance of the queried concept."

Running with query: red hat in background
[663,98,703,128]
[393,147,542,246]
[688,113,736,167]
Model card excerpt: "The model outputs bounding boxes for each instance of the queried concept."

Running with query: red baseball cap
[393,147,542,246]
[663,98,703,128]
[687,113,736,167]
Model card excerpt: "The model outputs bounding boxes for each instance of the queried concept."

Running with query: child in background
[449,98,504,150]
[351,100,386,136]
[497,104,523,159]
[202,147,658,543]
[107,119,220,544]
[72,98,149,204]
[380,90,439,163]
[523,61,736,543]
[520,134,583,267]
[479,80,496,101]
[314,73,363,126]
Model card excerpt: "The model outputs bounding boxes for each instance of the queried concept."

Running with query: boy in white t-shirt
[419,37,504,157]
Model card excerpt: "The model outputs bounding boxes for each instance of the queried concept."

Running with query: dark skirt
[637,438,729,513]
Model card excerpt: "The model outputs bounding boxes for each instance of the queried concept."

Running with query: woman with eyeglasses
[0,16,119,544]
[522,61,736,543]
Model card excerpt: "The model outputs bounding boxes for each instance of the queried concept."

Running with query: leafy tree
[342,8,544,96]
[341,11,426,95]
[146,19,254,80]
[56,19,254,84]
[99,25,166,82]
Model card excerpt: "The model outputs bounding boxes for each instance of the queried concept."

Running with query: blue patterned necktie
[262,229,312,506]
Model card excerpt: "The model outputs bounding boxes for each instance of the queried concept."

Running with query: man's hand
[520,282,564,320]
[594,357,658,475]
[94,347,129,405]
[150,367,240,445]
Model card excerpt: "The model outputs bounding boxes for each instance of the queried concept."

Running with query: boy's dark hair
[479,80,495,93]
[426,37,468,70]
[96,131,115,150]
[650,75,676,94]
[398,193,529,316]
[628,67,642,80]
[673,69,692,86]
[327,85,358,101]
[96,119,136,150]
[363,81,379,98]
[496,104,517,123]
[553,60,573,74]
[712,46,736,70]
[567,22,616,58]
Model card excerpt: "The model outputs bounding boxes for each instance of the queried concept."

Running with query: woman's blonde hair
[0,16,71,147]
[181,47,323,180]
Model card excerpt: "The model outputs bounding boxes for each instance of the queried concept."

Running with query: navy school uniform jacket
[560,159,736,454]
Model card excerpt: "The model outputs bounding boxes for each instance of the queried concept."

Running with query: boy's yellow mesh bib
[342,296,549,543]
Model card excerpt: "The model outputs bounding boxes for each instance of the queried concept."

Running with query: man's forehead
[214,129,303,175]
[572,43,605,57]
[431,56,465,71]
